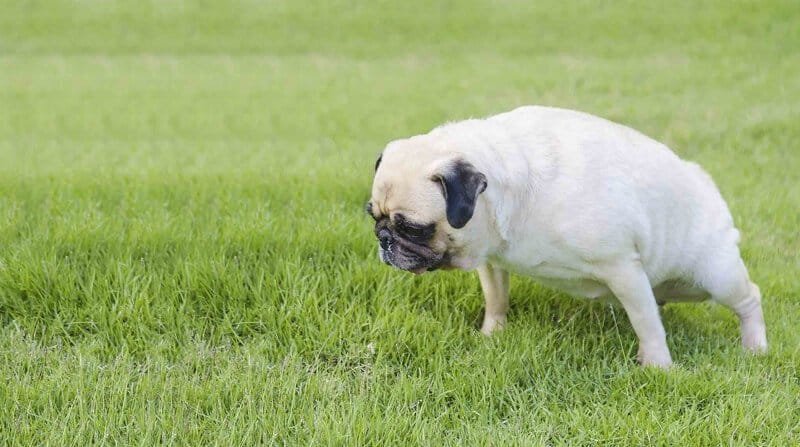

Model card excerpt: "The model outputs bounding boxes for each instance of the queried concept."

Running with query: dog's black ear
[432,160,487,229]
[374,152,383,171]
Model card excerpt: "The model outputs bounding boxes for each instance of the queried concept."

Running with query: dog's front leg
[477,263,509,335]
[602,261,673,368]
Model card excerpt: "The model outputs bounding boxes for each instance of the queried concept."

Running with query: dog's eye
[394,217,429,239]
[397,222,423,237]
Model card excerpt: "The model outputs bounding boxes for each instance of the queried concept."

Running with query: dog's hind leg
[601,260,673,368]
[695,250,767,353]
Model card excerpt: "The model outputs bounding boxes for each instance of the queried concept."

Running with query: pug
[366,106,767,368]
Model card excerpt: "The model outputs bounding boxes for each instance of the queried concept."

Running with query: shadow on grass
[499,279,743,366]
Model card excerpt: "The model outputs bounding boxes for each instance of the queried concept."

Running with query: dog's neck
[431,117,557,261]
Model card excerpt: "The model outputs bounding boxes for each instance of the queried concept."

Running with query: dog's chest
[490,253,612,299]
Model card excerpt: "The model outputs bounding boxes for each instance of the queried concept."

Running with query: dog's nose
[378,229,393,250]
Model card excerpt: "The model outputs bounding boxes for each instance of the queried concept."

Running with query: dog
[366,106,767,368]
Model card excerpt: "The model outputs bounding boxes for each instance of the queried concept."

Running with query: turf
[1,0,799,444]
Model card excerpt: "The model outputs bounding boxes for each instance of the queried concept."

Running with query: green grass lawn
[1,0,799,444]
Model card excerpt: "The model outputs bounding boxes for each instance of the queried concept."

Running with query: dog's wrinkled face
[367,138,487,274]
[366,204,448,274]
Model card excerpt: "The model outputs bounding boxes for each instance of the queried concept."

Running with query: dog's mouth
[403,260,446,275]
[380,244,448,275]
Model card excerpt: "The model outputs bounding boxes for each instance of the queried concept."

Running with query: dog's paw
[637,345,673,369]
[742,326,768,354]
[480,314,507,336]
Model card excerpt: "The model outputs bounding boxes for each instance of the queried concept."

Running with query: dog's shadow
[476,279,741,363]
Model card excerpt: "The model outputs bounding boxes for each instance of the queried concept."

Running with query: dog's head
[366,137,489,274]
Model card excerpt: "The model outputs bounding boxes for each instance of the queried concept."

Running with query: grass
[0,0,799,444]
